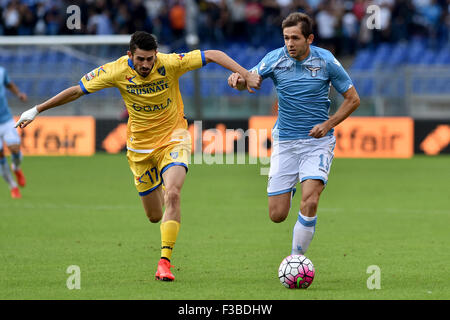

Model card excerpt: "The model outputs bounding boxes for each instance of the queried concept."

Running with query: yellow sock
[160,220,180,261]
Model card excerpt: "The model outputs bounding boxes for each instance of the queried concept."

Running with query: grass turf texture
[0,154,449,300]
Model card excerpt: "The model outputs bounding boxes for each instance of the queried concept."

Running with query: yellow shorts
[127,141,190,196]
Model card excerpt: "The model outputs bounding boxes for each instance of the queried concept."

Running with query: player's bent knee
[268,207,289,223]
[143,206,163,223]
[146,211,163,223]
[148,216,161,223]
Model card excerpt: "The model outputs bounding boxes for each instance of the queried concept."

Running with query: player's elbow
[352,95,360,110]
[348,91,360,111]
[72,85,84,97]
[203,50,224,64]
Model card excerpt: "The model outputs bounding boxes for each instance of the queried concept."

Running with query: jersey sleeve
[79,61,116,94]
[327,55,353,94]
[167,50,206,77]
[3,69,11,86]
[250,52,276,80]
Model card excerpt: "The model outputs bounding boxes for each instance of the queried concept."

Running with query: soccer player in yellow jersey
[15,31,261,281]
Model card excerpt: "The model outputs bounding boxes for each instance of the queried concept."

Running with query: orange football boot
[11,187,21,199]
[14,169,26,187]
[155,259,175,281]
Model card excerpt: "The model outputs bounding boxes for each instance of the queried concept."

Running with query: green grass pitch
[0,154,449,300]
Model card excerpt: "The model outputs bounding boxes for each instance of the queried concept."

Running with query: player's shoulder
[262,47,287,63]
[156,52,181,69]
[310,46,341,66]
[157,52,181,63]
[108,55,129,70]
[310,46,333,59]
[258,47,290,72]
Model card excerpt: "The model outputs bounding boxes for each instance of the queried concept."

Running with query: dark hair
[129,31,158,54]
[281,12,313,39]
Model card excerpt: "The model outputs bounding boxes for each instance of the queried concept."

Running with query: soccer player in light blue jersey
[228,12,360,256]
[0,65,28,198]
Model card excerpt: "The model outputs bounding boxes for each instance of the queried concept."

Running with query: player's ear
[127,51,132,59]
[307,34,314,45]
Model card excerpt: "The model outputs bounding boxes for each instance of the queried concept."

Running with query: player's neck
[295,47,310,62]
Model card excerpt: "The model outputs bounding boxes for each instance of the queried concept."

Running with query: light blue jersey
[0,66,13,124]
[252,46,353,140]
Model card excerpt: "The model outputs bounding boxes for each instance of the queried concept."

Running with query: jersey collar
[284,46,312,64]
[128,58,135,70]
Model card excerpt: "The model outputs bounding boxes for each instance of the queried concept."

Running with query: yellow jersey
[79,50,205,153]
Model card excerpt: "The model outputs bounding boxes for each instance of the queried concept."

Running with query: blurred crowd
[1,0,449,55]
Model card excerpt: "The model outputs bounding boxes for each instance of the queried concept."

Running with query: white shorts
[267,135,336,196]
[0,119,21,150]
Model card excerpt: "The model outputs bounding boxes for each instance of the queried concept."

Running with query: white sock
[291,211,317,255]
[0,157,17,189]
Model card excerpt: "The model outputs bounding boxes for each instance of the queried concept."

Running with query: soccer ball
[278,254,315,289]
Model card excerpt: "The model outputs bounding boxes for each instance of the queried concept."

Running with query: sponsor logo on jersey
[131,98,172,112]
[126,79,169,95]
[178,53,185,60]
[170,151,178,159]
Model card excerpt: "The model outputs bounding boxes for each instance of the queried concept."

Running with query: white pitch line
[319,207,450,215]
[0,202,140,211]
[1,203,449,215]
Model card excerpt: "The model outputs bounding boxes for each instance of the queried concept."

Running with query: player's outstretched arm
[6,82,28,102]
[309,86,360,138]
[15,85,85,128]
[204,50,261,93]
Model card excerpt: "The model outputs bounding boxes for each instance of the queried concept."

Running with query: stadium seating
[350,39,450,97]
[1,45,275,98]
[2,40,449,99]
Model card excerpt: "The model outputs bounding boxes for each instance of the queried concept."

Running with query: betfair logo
[132,98,172,112]
[420,125,450,155]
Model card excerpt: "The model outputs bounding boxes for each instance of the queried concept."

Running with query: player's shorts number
[139,166,159,184]
[318,154,330,171]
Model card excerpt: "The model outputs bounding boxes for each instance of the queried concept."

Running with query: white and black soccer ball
[278,254,315,289]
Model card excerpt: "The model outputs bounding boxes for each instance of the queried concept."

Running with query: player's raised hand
[15,106,39,129]
[243,70,262,93]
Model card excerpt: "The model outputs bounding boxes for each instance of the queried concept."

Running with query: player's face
[283,24,314,61]
[128,48,157,78]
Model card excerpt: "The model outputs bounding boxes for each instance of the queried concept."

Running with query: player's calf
[299,179,324,217]
[300,195,320,217]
